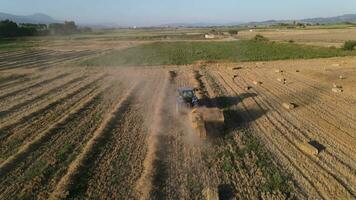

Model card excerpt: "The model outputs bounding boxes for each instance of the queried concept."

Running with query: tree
[49,21,79,35]
[20,23,47,30]
[0,20,20,37]
[63,21,78,33]
[343,41,356,51]
[0,20,37,37]
[80,27,92,33]
[0,20,82,37]
[253,34,269,42]
[228,30,238,35]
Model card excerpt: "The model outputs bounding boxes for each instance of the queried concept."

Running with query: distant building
[205,34,215,39]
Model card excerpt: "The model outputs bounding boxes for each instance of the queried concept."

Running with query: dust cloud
[135,70,207,199]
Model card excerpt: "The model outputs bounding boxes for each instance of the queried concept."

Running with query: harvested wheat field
[0,45,355,200]
[2,1,356,199]
[204,57,356,200]
[239,28,356,47]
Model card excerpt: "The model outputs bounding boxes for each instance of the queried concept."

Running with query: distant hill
[155,21,245,28]
[245,14,356,26]
[1,12,355,28]
[156,22,235,28]
[0,12,60,24]
[157,14,356,28]
[301,14,356,24]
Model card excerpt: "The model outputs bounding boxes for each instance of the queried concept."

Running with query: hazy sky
[1,0,356,26]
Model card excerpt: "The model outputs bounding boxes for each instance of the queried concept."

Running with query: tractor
[176,87,224,139]
[176,87,199,110]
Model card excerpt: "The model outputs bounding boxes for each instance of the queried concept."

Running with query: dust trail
[136,73,171,200]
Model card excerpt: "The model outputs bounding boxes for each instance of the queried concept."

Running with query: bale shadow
[207,107,266,139]
[218,184,235,200]
[201,93,266,138]
[308,140,326,153]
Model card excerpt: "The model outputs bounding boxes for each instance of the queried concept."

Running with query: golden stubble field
[0,35,355,200]
[239,27,356,47]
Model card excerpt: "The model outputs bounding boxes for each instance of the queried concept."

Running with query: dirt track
[0,49,355,199]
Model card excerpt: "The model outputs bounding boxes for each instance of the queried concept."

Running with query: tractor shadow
[205,108,266,138]
[200,92,257,109]
[220,108,267,137]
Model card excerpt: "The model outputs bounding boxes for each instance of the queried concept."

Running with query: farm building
[205,34,215,39]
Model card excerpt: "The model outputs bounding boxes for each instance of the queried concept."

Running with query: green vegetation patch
[0,38,34,51]
[82,40,356,66]
[253,34,269,42]
[342,40,356,51]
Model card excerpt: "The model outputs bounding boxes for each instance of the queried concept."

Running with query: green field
[0,38,35,51]
[82,40,356,66]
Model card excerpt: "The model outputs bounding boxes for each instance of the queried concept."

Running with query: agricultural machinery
[176,87,224,139]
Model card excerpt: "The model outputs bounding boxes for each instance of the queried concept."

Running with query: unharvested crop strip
[0,76,34,91]
[0,76,86,120]
[0,74,95,128]
[24,51,98,71]
[0,50,51,63]
[50,82,140,199]
[0,50,27,58]
[0,79,102,162]
[0,74,26,87]
[0,72,70,101]
[0,52,78,71]
[0,91,110,198]
[0,86,103,177]
[0,72,70,104]
[0,84,121,198]
[0,58,66,71]
[0,75,42,96]
[0,75,105,131]
[0,50,58,63]
[0,76,35,95]
[61,86,150,199]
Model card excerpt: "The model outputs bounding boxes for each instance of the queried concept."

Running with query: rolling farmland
[0,41,355,200]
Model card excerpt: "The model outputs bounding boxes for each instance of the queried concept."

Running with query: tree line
[0,20,91,37]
